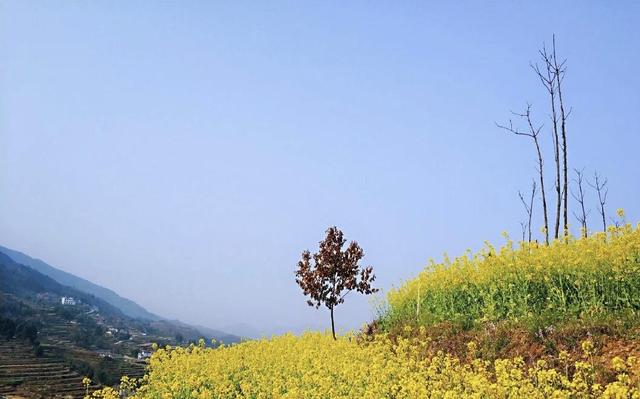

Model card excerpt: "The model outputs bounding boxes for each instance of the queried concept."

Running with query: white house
[61,296,77,306]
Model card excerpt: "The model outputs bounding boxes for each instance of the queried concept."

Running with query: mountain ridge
[0,244,240,342]
[0,251,124,318]
[0,245,161,321]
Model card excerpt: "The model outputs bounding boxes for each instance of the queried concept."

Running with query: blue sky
[1,1,639,336]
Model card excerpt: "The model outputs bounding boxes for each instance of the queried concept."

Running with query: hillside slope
[0,245,161,321]
[0,246,242,344]
[0,251,241,398]
[0,252,124,318]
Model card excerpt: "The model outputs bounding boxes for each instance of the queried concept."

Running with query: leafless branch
[518,179,537,242]
[571,168,589,237]
[588,171,609,231]
[498,104,549,244]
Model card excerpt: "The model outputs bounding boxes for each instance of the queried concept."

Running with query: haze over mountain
[0,245,240,342]
[0,245,160,321]
[0,251,123,318]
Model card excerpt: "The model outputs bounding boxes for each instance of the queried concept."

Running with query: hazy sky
[1,1,639,336]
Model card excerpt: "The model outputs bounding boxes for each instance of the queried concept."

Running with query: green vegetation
[383,224,640,332]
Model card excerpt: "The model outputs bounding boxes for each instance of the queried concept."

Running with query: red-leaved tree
[295,226,378,339]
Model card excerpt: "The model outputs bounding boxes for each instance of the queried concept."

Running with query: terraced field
[0,340,100,399]
[64,347,147,381]
[38,309,74,346]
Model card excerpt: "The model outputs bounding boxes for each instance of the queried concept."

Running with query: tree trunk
[553,35,569,238]
[553,126,561,240]
[330,306,336,340]
[534,138,549,244]
[560,104,568,237]
[546,60,561,240]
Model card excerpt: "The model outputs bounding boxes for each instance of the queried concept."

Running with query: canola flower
[385,223,640,328]
[88,333,640,399]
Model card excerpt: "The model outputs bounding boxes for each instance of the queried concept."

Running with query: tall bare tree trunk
[533,136,549,244]
[551,100,561,240]
[553,36,569,237]
[533,44,561,240]
[560,113,568,236]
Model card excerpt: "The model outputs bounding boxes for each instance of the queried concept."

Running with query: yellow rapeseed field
[88,333,640,398]
[386,223,640,327]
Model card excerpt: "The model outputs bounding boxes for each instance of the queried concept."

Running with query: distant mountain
[0,245,241,343]
[0,251,123,317]
[0,245,161,321]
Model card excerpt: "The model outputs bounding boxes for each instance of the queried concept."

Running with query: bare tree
[588,171,609,231]
[551,36,571,237]
[497,104,549,244]
[532,44,562,240]
[295,226,378,339]
[571,168,589,237]
[518,180,537,242]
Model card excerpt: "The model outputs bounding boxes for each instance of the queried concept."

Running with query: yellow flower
[612,356,627,372]
[89,331,640,398]
[581,339,595,357]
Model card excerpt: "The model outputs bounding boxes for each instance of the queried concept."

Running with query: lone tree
[295,226,378,340]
